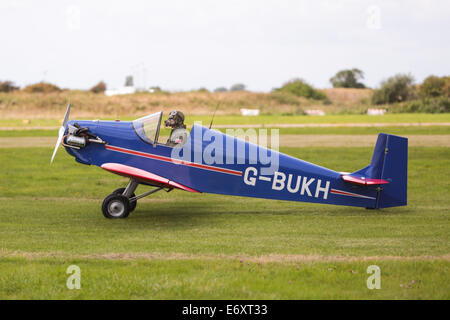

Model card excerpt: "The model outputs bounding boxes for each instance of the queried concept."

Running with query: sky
[0,0,449,92]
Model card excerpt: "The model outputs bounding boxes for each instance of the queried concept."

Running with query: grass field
[0,142,449,299]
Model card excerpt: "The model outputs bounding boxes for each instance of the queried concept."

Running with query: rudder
[376,134,408,208]
[352,133,408,208]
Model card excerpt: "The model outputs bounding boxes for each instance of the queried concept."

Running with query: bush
[389,96,450,113]
[23,82,61,93]
[322,98,332,105]
[230,83,246,91]
[372,74,415,105]
[148,86,170,95]
[444,77,450,96]
[419,75,449,98]
[274,78,327,100]
[149,86,162,92]
[0,81,19,92]
[90,81,106,93]
[330,68,366,88]
[214,87,228,92]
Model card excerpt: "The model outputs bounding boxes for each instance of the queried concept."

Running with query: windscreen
[132,111,162,144]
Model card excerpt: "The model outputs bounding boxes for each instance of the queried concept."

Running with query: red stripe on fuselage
[105,145,243,176]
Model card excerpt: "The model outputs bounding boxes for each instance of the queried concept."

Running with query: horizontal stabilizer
[342,175,389,185]
[101,163,199,193]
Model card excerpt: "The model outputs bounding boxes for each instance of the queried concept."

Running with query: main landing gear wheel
[101,178,164,219]
[102,194,131,219]
[112,187,137,212]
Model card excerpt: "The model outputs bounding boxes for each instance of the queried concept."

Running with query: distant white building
[104,86,137,96]
[240,108,260,116]
[105,75,140,96]
[305,109,326,116]
[367,108,387,115]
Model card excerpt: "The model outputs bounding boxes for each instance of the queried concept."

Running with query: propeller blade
[50,126,65,164]
[50,102,71,164]
[62,102,71,127]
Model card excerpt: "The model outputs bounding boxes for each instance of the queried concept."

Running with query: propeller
[50,102,71,164]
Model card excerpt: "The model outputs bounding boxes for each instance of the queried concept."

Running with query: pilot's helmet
[165,110,185,127]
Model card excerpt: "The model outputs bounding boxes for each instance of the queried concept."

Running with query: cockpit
[132,111,163,146]
[132,111,189,147]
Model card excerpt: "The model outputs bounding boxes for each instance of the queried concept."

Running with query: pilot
[164,110,189,147]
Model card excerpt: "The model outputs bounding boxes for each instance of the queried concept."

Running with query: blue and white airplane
[51,104,408,218]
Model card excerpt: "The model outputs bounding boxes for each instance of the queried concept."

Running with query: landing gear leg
[118,179,139,211]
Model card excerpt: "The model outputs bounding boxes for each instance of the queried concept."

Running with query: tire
[112,187,137,212]
[102,194,130,219]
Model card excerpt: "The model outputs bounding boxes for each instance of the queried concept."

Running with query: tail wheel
[102,194,130,219]
[112,187,137,212]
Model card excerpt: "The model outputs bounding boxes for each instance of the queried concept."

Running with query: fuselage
[64,119,380,208]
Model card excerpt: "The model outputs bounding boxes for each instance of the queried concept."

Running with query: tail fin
[354,133,408,208]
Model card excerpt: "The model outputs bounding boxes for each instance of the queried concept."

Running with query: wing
[101,163,200,193]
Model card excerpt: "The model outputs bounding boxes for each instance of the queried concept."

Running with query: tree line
[1,69,449,107]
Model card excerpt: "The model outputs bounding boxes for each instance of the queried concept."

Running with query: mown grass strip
[1,113,450,128]
[1,126,450,137]
[0,257,448,299]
